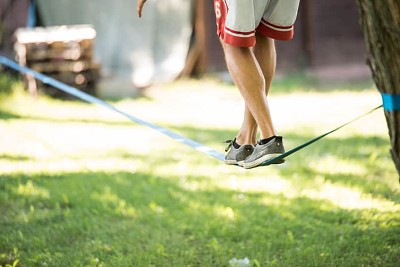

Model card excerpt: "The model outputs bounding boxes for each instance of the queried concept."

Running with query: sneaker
[224,139,255,166]
[243,136,285,169]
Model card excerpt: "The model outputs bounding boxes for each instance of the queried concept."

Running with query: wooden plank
[29,61,100,73]
[14,25,96,44]
[59,69,100,84]
[25,47,93,61]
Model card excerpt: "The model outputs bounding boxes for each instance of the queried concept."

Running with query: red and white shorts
[214,0,300,47]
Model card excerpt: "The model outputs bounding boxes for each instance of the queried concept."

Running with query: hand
[137,0,147,17]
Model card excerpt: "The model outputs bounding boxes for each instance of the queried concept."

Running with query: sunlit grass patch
[16,180,50,199]
[301,182,399,211]
[310,154,368,176]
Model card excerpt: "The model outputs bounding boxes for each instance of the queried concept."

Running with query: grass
[0,75,399,266]
[0,72,17,99]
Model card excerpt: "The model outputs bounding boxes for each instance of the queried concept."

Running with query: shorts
[214,0,300,47]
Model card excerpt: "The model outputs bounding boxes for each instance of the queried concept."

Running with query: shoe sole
[237,160,245,167]
[243,153,284,169]
[225,160,245,167]
[225,159,239,165]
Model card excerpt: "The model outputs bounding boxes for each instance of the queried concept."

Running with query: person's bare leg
[222,42,277,141]
[235,35,277,145]
[219,40,257,145]
[253,34,276,96]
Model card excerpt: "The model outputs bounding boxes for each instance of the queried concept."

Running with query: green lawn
[0,76,399,267]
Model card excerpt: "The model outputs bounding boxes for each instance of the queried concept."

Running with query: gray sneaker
[224,139,254,166]
[243,136,285,169]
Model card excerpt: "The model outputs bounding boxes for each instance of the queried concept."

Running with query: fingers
[137,0,147,17]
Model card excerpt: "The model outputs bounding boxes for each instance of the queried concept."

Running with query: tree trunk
[356,0,400,180]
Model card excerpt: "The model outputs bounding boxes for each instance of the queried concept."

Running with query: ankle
[236,135,256,146]
[232,139,241,149]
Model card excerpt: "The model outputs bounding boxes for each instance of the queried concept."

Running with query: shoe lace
[224,140,233,152]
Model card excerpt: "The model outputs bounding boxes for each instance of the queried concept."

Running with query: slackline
[0,56,383,166]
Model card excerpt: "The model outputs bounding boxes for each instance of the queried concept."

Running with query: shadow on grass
[0,108,22,120]
[0,106,137,126]
[0,154,32,161]
[0,170,399,266]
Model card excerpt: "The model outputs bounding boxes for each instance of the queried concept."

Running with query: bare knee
[222,43,253,68]
[224,43,251,57]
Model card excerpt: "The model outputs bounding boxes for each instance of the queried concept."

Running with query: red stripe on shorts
[257,19,295,41]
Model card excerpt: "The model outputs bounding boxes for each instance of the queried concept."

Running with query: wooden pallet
[14,25,100,98]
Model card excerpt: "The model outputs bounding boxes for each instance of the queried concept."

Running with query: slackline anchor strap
[381,93,400,111]
[0,56,383,167]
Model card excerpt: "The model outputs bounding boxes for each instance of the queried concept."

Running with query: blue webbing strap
[0,56,383,166]
[382,93,400,111]
[261,104,382,165]
[0,56,225,161]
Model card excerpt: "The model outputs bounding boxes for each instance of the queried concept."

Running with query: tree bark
[356,0,400,180]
